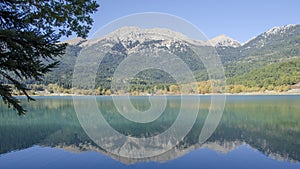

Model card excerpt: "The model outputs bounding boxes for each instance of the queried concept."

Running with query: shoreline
[14,90,300,97]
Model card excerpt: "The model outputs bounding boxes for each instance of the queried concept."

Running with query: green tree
[169,84,179,94]
[0,0,99,115]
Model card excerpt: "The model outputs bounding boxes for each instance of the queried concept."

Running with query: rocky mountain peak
[208,34,241,48]
[242,24,299,49]
[64,37,87,46]
[105,26,192,41]
[68,26,207,48]
[264,24,297,37]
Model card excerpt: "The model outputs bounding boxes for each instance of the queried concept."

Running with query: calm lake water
[0,95,299,169]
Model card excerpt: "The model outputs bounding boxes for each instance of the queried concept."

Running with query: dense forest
[22,58,300,95]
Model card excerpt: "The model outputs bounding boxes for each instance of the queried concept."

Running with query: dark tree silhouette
[0,0,99,115]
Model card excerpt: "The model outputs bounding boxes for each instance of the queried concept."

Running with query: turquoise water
[0,95,299,169]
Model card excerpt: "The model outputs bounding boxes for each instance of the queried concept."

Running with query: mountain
[65,26,205,48]
[208,34,241,48]
[242,24,299,49]
[34,24,300,94]
[43,26,212,90]
[239,24,300,61]
[219,24,300,77]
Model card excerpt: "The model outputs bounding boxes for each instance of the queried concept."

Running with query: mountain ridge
[28,24,300,94]
[64,24,299,48]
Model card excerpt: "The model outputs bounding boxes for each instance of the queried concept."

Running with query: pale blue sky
[86,0,299,43]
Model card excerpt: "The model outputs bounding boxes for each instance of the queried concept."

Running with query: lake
[0,95,299,169]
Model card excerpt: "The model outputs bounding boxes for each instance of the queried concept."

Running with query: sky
[84,0,300,43]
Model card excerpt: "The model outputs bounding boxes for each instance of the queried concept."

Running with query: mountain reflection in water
[0,95,299,168]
